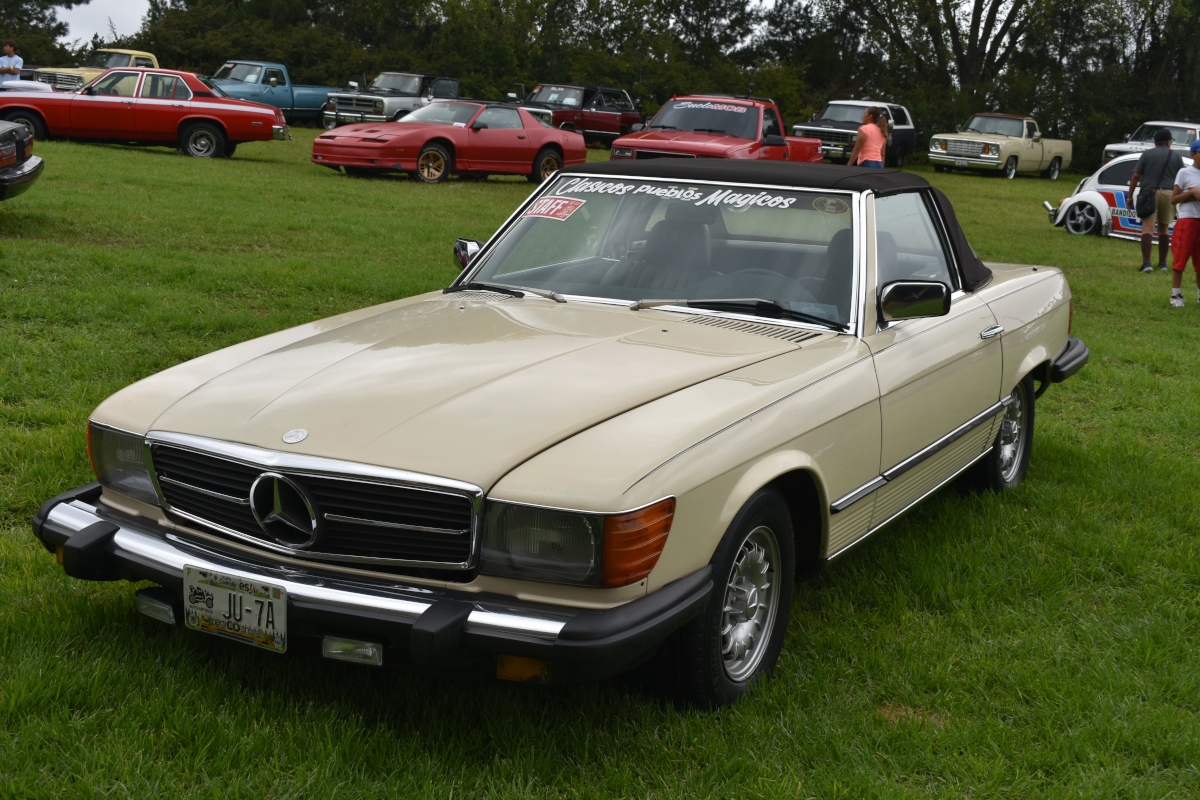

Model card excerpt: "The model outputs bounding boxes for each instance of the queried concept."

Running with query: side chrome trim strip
[826,445,994,560]
[828,393,1012,514]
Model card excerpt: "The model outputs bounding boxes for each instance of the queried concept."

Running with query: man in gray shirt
[1129,129,1186,272]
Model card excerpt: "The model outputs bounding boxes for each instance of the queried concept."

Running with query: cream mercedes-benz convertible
[33,160,1087,707]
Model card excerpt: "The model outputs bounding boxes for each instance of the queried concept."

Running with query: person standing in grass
[1129,128,1185,273]
[0,41,22,85]
[848,107,887,168]
[1168,140,1200,307]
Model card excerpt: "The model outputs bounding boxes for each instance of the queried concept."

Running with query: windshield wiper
[632,298,846,331]
[648,124,678,130]
[690,127,727,134]
[447,281,566,303]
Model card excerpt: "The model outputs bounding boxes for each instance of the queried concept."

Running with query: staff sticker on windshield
[524,196,586,221]
[813,197,849,214]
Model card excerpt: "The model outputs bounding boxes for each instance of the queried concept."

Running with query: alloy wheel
[418,150,445,181]
[540,156,560,181]
[1065,203,1099,235]
[997,383,1028,484]
[720,524,781,682]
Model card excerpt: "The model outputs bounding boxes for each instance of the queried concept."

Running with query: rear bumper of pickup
[32,485,712,682]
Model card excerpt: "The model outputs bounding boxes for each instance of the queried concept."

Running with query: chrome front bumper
[323,111,389,126]
[929,153,1003,169]
[272,125,291,141]
[33,485,712,680]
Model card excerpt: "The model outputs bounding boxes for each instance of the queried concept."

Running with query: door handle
[980,324,1004,339]
[517,134,526,139]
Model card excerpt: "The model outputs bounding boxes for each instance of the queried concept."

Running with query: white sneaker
[1170,294,1185,308]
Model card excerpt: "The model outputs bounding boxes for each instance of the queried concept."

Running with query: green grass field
[2,129,1198,798]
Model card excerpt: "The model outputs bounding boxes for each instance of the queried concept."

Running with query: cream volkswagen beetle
[33,160,1088,707]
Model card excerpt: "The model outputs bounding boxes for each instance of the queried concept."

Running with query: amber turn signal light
[497,654,548,682]
[602,498,675,587]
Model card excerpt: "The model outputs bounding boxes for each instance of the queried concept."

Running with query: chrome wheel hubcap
[188,130,216,157]
[541,158,559,180]
[997,385,1027,483]
[419,151,445,180]
[721,525,780,682]
[1066,204,1098,235]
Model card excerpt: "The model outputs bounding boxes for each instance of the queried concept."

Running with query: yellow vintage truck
[929,113,1072,179]
[34,49,159,92]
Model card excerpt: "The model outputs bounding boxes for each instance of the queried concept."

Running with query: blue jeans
[860,160,883,169]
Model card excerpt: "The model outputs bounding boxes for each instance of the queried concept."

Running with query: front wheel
[180,122,225,158]
[529,147,562,184]
[416,142,452,183]
[1064,202,1100,235]
[1043,157,1061,180]
[1003,156,1018,179]
[934,164,950,173]
[963,375,1035,492]
[663,488,795,707]
[2,109,46,140]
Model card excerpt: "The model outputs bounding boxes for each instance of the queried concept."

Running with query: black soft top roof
[566,159,930,197]
[562,160,992,291]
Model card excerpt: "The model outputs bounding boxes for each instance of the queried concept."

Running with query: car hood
[614,130,750,154]
[145,295,799,490]
[317,121,454,141]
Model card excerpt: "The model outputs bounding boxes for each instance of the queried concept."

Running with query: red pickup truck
[609,96,821,163]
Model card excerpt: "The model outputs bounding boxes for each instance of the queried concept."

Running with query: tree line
[8,0,1200,170]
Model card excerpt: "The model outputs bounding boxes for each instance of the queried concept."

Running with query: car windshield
[646,100,759,140]
[401,102,481,125]
[212,63,262,83]
[467,176,857,327]
[961,115,1023,137]
[195,76,228,98]
[527,85,584,107]
[370,73,422,94]
[84,52,131,69]
[1130,124,1198,144]
[814,104,869,124]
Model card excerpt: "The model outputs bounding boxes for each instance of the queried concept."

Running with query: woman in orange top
[848,107,888,168]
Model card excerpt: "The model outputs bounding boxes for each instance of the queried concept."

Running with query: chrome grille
[36,72,84,90]
[683,315,824,343]
[947,140,985,157]
[795,128,852,145]
[150,443,476,569]
[333,95,376,112]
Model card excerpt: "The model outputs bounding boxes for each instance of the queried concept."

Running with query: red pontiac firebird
[0,67,289,158]
[311,100,588,183]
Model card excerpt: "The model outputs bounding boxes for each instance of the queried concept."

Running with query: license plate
[184,566,287,653]
[954,159,968,168]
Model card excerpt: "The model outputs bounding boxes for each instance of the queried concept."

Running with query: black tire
[529,147,562,184]
[889,150,905,168]
[934,165,950,173]
[1043,157,1061,180]
[223,141,237,158]
[3,109,46,140]
[1064,202,1100,235]
[662,488,795,708]
[180,122,225,158]
[416,142,452,183]
[1003,156,1018,179]
[963,374,1035,492]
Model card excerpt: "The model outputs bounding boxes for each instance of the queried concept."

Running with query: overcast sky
[58,0,151,45]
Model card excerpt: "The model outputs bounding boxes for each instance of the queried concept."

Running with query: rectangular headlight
[87,421,159,506]
[612,147,633,158]
[480,498,674,587]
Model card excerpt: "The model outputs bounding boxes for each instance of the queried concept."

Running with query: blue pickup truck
[210,61,336,124]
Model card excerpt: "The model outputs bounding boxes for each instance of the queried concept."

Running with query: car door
[1024,120,1044,170]
[261,67,290,112]
[1095,158,1146,238]
[466,106,528,171]
[862,191,1003,530]
[134,72,192,138]
[759,107,786,159]
[69,70,140,137]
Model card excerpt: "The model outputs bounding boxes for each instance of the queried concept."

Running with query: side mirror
[955,124,962,132]
[269,77,278,88]
[453,238,483,269]
[506,92,517,101]
[878,281,951,323]
[630,122,643,132]
[1033,132,1042,142]
[84,86,95,95]
[762,134,786,146]
[1124,133,1131,142]
[471,121,488,130]
[348,81,359,91]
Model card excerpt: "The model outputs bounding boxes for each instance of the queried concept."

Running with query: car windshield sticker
[671,101,747,113]
[813,197,849,214]
[524,196,586,221]
[554,179,803,209]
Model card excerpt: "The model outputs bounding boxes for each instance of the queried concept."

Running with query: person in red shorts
[1169,140,1200,307]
